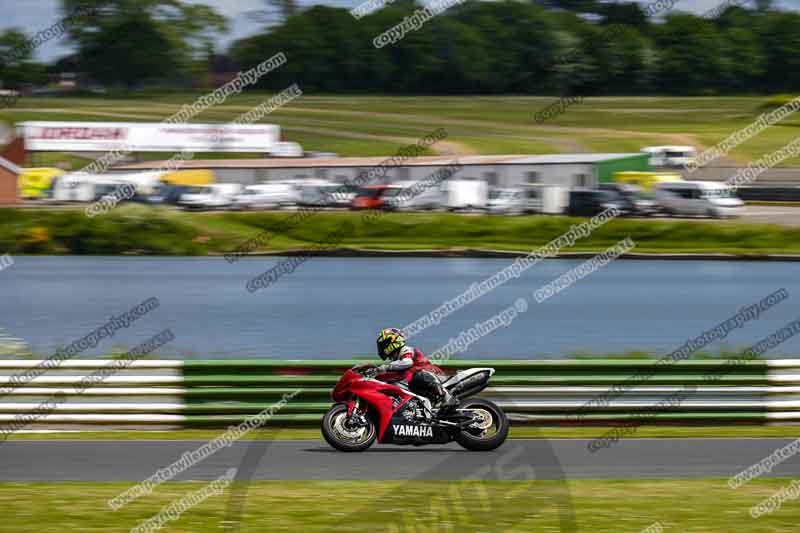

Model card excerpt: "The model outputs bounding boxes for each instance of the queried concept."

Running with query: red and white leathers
[376,346,455,409]
[376,345,443,382]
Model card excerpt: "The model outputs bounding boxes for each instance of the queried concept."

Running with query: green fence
[3,358,795,430]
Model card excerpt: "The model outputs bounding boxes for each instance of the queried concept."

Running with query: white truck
[443,179,488,211]
[538,185,570,214]
[642,146,697,168]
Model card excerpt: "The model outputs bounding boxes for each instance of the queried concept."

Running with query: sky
[3,0,799,62]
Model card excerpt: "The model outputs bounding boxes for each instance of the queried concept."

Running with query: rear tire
[455,398,509,451]
[321,403,377,452]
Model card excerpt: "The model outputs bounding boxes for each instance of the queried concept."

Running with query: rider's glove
[367,364,388,377]
[364,366,382,378]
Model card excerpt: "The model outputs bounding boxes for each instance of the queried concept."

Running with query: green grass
[280,130,427,156]
[5,94,800,163]
[455,134,561,154]
[25,151,295,171]
[1,478,796,532]
[8,425,800,441]
[2,205,800,256]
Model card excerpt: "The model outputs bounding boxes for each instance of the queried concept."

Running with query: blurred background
[4,7,800,531]
[0,0,799,359]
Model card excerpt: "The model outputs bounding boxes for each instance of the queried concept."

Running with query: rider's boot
[437,387,458,415]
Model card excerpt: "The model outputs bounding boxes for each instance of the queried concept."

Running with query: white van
[297,180,342,207]
[178,183,242,210]
[654,181,743,218]
[642,146,697,168]
[385,180,443,210]
[232,182,298,210]
[487,187,542,215]
[52,173,130,203]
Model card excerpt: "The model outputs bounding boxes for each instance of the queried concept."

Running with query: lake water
[0,256,797,359]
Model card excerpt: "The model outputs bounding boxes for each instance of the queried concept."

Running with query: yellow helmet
[376,327,406,360]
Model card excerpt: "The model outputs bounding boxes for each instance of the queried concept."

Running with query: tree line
[0,0,799,94]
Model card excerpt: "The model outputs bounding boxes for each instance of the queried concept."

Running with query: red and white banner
[20,121,281,153]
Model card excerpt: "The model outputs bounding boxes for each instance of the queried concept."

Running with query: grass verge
[3,205,800,256]
[0,479,796,532]
[6,95,800,163]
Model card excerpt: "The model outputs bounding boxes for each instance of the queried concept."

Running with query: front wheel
[321,403,377,452]
[455,398,509,451]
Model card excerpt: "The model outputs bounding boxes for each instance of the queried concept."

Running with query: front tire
[455,398,509,451]
[321,403,377,452]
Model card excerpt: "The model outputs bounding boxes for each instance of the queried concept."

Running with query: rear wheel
[321,403,377,452]
[455,398,509,451]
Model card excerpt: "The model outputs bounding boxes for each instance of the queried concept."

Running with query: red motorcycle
[321,364,509,452]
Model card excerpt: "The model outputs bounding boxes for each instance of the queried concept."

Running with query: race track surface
[2,438,800,481]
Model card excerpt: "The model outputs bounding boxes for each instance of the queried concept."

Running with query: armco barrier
[738,187,800,202]
[1,359,800,431]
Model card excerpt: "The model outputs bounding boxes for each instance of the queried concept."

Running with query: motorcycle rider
[370,327,458,413]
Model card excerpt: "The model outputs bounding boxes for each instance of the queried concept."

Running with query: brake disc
[469,408,494,431]
[333,413,367,442]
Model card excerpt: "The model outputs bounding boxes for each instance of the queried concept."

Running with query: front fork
[346,397,359,417]
[346,397,368,427]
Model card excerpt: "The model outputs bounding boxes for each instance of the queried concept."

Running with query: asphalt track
[2,438,800,481]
